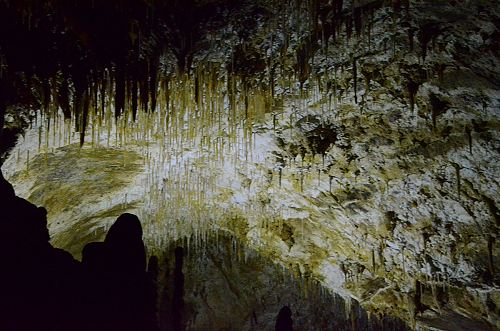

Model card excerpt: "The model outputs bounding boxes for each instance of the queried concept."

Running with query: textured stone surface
[2,1,499,329]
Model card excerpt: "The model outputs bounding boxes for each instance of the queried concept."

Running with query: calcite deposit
[1,0,499,329]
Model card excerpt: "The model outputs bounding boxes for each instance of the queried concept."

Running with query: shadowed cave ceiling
[0,0,499,330]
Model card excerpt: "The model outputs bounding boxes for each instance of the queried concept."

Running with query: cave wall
[1,0,499,329]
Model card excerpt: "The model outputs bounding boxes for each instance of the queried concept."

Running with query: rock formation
[0,172,157,331]
[0,0,498,329]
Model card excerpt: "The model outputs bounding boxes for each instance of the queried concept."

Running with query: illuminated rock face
[1,0,499,329]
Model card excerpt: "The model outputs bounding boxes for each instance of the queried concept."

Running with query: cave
[0,0,499,330]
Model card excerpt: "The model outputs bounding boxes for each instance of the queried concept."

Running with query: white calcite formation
[2,1,499,329]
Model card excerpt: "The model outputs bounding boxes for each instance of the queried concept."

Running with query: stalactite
[73,73,87,134]
[41,78,51,112]
[378,240,385,271]
[300,172,304,192]
[58,75,71,119]
[163,76,170,128]
[80,90,89,146]
[194,69,200,106]
[419,24,440,62]
[140,77,149,113]
[466,125,472,155]
[227,74,235,112]
[150,62,158,112]
[243,81,249,119]
[406,80,420,112]
[487,235,495,283]
[353,58,357,104]
[345,15,353,40]
[414,279,424,315]
[408,29,414,51]
[436,63,446,83]
[100,71,107,119]
[451,163,461,199]
[367,8,375,49]
[372,249,376,273]
[131,78,138,121]
[296,40,312,89]
[92,73,99,115]
[353,6,362,35]
[115,67,125,119]
[430,93,448,130]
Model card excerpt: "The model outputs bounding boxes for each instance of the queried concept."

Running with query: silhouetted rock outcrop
[0,171,158,331]
[275,305,294,331]
[105,213,147,273]
[172,246,185,331]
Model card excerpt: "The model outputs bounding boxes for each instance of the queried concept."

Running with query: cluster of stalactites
[31,60,168,147]
[36,63,256,142]
[16,0,417,147]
